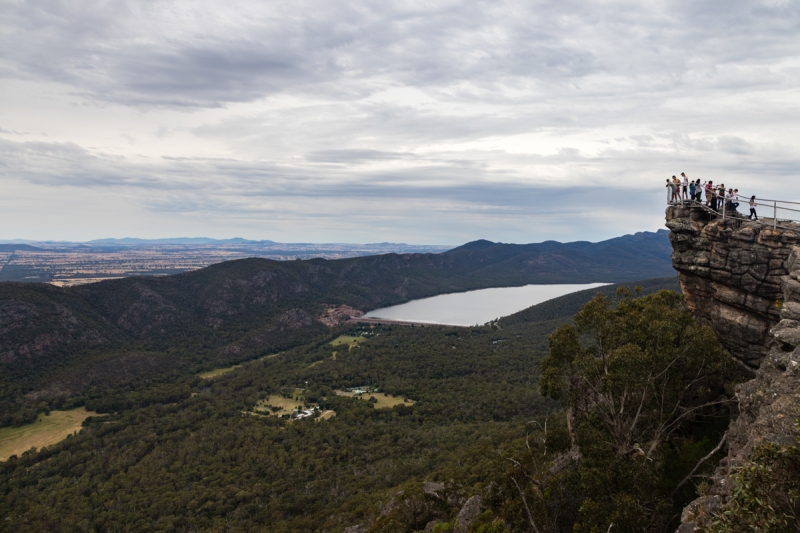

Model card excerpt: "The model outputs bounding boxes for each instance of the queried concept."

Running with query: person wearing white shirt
[749,196,758,220]
[681,173,689,202]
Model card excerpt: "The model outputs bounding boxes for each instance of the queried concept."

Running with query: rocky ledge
[666,205,799,369]
[667,206,800,532]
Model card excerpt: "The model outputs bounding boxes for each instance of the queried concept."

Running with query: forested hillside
[0,233,673,428]
[0,278,681,532]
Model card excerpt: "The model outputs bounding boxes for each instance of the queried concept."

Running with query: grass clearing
[0,408,99,461]
[334,391,414,409]
[254,389,306,415]
[200,353,282,378]
[198,365,240,379]
[330,335,367,349]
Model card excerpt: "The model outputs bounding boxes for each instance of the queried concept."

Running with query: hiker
[705,181,714,207]
[695,179,703,202]
[682,173,689,201]
[732,189,740,211]
[749,196,758,220]
[672,176,682,203]
[725,188,738,212]
[688,179,695,202]
[666,178,677,203]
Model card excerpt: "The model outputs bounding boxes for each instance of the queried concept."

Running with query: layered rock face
[666,205,799,369]
[667,206,800,532]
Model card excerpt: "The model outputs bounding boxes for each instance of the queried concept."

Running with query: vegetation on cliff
[485,290,738,533]
[701,424,800,532]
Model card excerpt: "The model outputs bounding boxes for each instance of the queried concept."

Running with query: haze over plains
[2,0,799,244]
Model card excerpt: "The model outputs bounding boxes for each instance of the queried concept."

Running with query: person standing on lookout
[705,181,714,208]
[749,196,758,220]
[666,178,677,203]
[681,173,689,202]
[695,179,703,202]
[672,176,682,203]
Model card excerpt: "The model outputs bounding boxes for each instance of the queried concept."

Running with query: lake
[363,283,609,326]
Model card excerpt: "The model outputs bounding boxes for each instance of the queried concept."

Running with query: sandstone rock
[782,277,800,302]
[780,301,800,321]
[453,495,482,533]
[771,319,800,347]
[669,207,800,532]
[423,481,445,498]
[666,207,794,368]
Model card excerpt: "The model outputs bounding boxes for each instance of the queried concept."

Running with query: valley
[0,232,683,532]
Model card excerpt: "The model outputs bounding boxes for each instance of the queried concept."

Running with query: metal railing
[667,187,800,230]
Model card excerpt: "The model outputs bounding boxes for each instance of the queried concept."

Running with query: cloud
[1,0,800,242]
[4,0,796,108]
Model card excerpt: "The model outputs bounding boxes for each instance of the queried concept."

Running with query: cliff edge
[666,205,800,532]
[667,205,799,369]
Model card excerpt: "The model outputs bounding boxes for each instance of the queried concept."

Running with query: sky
[1,0,799,244]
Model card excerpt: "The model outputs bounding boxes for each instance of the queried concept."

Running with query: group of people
[666,173,758,220]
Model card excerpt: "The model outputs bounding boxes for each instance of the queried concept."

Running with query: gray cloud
[2,1,796,108]
[1,0,800,242]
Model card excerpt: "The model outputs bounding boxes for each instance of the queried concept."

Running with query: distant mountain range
[0,228,674,365]
[440,229,673,283]
[0,244,45,252]
[85,237,277,245]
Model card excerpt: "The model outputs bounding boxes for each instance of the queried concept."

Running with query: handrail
[666,183,800,231]
[741,197,800,206]
[667,198,800,231]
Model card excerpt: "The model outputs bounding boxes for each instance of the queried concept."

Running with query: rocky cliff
[666,206,800,532]
[667,205,799,369]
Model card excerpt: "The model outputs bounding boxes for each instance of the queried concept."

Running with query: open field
[317,410,336,421]
[0,408,98,461]
[334,391,414,409]
[198,365,240,379]
[254,390,306,415]
[330,335,367,349]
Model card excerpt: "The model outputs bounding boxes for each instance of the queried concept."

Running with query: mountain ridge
[0,228,675,427]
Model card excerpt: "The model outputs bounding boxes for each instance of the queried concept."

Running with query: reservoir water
[363,283,609,326]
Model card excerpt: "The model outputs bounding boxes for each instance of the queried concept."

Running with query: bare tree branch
[671,432,728,497]
[511,476,542,533]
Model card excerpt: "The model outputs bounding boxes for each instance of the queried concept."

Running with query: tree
[531,289,738,532]
[540,289,735,459]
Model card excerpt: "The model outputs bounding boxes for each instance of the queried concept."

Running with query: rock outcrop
[666,205,799,369]
[667,206,800,532]
[317,304,364,326]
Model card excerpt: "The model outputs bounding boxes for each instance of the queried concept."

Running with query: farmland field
[334,391,414,409]
[254,389,306,415]
[329,335,367,349]
[0,408,98,461]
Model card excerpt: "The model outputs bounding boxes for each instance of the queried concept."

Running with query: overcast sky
[2,0,799,244]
